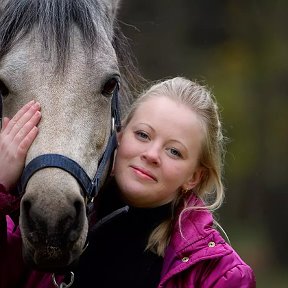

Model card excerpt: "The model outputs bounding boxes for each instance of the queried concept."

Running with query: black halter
[0,84,121,203]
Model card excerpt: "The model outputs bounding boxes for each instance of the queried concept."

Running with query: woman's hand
[0,100,41,191]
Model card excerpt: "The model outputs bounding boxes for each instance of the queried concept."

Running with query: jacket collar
[170,194,215,249]
[161,195,229,280]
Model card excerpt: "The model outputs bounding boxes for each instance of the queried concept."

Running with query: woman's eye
[135,130,149,141]
[167,148,182,158]
[102,77,119,97]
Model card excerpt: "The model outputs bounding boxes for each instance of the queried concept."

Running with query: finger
[13,110,41,146]
[17,126,39,157]
[4,100,36,135]
[8,101,40,139]
[1,117,10,132]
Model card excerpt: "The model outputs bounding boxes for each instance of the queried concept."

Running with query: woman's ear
[183,167,206,191]
[116,130,123,145]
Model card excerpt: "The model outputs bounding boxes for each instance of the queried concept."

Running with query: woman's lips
[130,166,157,182]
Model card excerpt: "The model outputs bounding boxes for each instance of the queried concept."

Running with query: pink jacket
[159,196,256,287]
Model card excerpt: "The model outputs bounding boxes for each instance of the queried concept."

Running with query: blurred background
[118,0,288,287]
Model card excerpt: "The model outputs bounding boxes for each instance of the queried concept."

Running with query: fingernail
[33,102,40,108]
[28,100,35,105]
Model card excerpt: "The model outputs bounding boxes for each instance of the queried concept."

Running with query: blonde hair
[123,77,226,256]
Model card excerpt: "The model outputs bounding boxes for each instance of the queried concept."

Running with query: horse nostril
[67,199,84,242]
[21,198,41,242]
[22,198,32,216]
[74,199,82,217]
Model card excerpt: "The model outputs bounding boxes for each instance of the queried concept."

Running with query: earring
[182,187,190,194]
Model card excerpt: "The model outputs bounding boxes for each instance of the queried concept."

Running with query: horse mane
[112,23,144,110]
[0,0,143,112]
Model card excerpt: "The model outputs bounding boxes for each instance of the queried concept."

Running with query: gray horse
[0,0,140,271]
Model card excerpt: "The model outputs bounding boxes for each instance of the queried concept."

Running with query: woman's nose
[141,145,161,165]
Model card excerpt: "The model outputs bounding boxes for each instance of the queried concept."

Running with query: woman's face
[114,96,204,208]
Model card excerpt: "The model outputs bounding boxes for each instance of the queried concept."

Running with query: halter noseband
[0,84,121,203]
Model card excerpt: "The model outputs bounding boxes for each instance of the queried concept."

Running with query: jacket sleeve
[0,182,22,256]
[0,184,26,287]
[0,184,20,253]
[213,264,256,288]
[0,184,20,218]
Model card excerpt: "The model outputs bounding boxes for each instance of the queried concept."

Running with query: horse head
[0,0,139,271]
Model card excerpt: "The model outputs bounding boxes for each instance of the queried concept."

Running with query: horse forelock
[0,0,142,113]
[0,0,111,71]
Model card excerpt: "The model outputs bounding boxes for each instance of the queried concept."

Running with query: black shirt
[73,178,172,288]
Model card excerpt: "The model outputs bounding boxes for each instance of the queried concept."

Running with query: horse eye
[0,80,9,98]
[102,78,118,97]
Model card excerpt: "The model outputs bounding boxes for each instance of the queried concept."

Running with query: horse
[0,0,140,271]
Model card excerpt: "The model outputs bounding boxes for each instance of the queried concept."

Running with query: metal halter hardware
[0,83,121,203]
[52,272,74,288]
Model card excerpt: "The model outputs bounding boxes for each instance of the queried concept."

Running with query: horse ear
[102,0,121,23]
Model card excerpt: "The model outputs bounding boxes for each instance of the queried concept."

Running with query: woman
[0,78,256,287]
[75,77,256,287]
